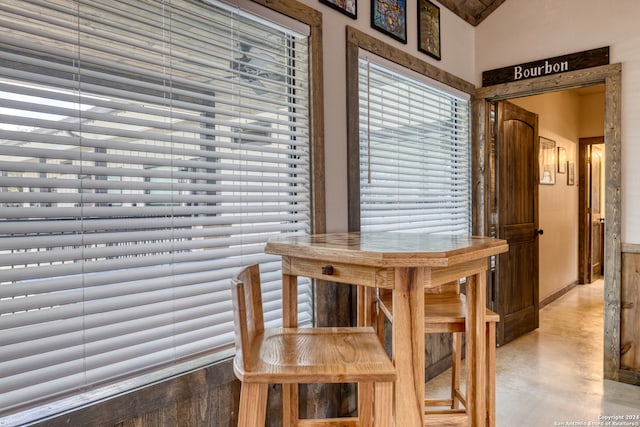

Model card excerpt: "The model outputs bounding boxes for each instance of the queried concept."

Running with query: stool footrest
[425,398,454,407]
[297,417,358,426]
[423,411,468,427]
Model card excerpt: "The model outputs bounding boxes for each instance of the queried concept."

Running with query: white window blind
[358,56,471,234]
[0,0,312,415]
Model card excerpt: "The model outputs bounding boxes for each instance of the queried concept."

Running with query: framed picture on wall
[371,0,407,43]
[557,146,567,173]
[539,136,556,185]
[320,0,357,19]
[567,161,575,185]
[418,0,441,60]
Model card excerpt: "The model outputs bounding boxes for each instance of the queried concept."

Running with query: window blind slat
[1,312,234,377]
[1,294,235,349]
[0,145,309,173]
[0,97,309,143]
[0,204,310,220]
[1,223,308,252]
[0,244,287,283]
[0,214,309,235]
[0,81,308,138]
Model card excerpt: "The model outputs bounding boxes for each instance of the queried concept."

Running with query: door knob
[535,229,544,236]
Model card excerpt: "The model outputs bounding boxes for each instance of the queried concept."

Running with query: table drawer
[283,257,394,289]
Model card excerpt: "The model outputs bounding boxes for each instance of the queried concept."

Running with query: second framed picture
[567,161,575,185]
[371,0,407,43]
[539,136,556,185]
[320,0,357,19]
[418,0,441,60]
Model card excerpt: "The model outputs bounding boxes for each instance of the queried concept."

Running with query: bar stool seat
[231,264,396,427]
[377,286,499,427]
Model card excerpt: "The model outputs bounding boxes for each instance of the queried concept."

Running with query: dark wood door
[495,101,540,346]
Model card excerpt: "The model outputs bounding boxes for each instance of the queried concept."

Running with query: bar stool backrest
[230,264,264,373]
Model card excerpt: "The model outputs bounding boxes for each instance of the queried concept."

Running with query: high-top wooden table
[265,232,508,427]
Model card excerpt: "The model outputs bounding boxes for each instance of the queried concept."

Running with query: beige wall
[295,0,475,232]
[476,0,640,244]
[579,90,606,138]
[512,92,582,302]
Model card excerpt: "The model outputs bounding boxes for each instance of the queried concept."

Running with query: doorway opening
[507,85,606,308]
[473,63,622,381]
[579,136,606,284]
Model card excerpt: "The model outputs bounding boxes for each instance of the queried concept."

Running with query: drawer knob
[321,265,334,275]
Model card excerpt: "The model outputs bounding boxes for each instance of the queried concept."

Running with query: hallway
[427,280,640,426]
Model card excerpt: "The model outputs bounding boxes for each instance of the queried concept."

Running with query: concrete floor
[426,280,640,427]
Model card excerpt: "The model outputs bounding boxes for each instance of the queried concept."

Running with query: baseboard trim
[540,281,578,309]
[618,368,640,386]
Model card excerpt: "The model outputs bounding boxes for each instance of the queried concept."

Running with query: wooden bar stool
[231,264,396,427]
[377,282,499,427]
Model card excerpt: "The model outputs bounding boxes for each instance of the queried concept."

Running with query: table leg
[465,272,487,427]
[282,271,298,427]
[487,320,497,427]
[392,267,425,426]
[357,285,376,327]
[282,272,298,328]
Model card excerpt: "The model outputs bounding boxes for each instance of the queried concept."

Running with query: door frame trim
[472,63,622,381]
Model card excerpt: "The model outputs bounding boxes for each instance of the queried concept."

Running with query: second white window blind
[358,57,471,234]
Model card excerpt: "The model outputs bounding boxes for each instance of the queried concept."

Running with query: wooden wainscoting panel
[621,249,640,375]
[33,361,241,427]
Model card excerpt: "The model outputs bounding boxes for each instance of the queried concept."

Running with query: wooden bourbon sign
[482,47,610,87]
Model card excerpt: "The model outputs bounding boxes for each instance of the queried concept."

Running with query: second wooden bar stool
[377,281,500,427]
[231,264,396,426]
